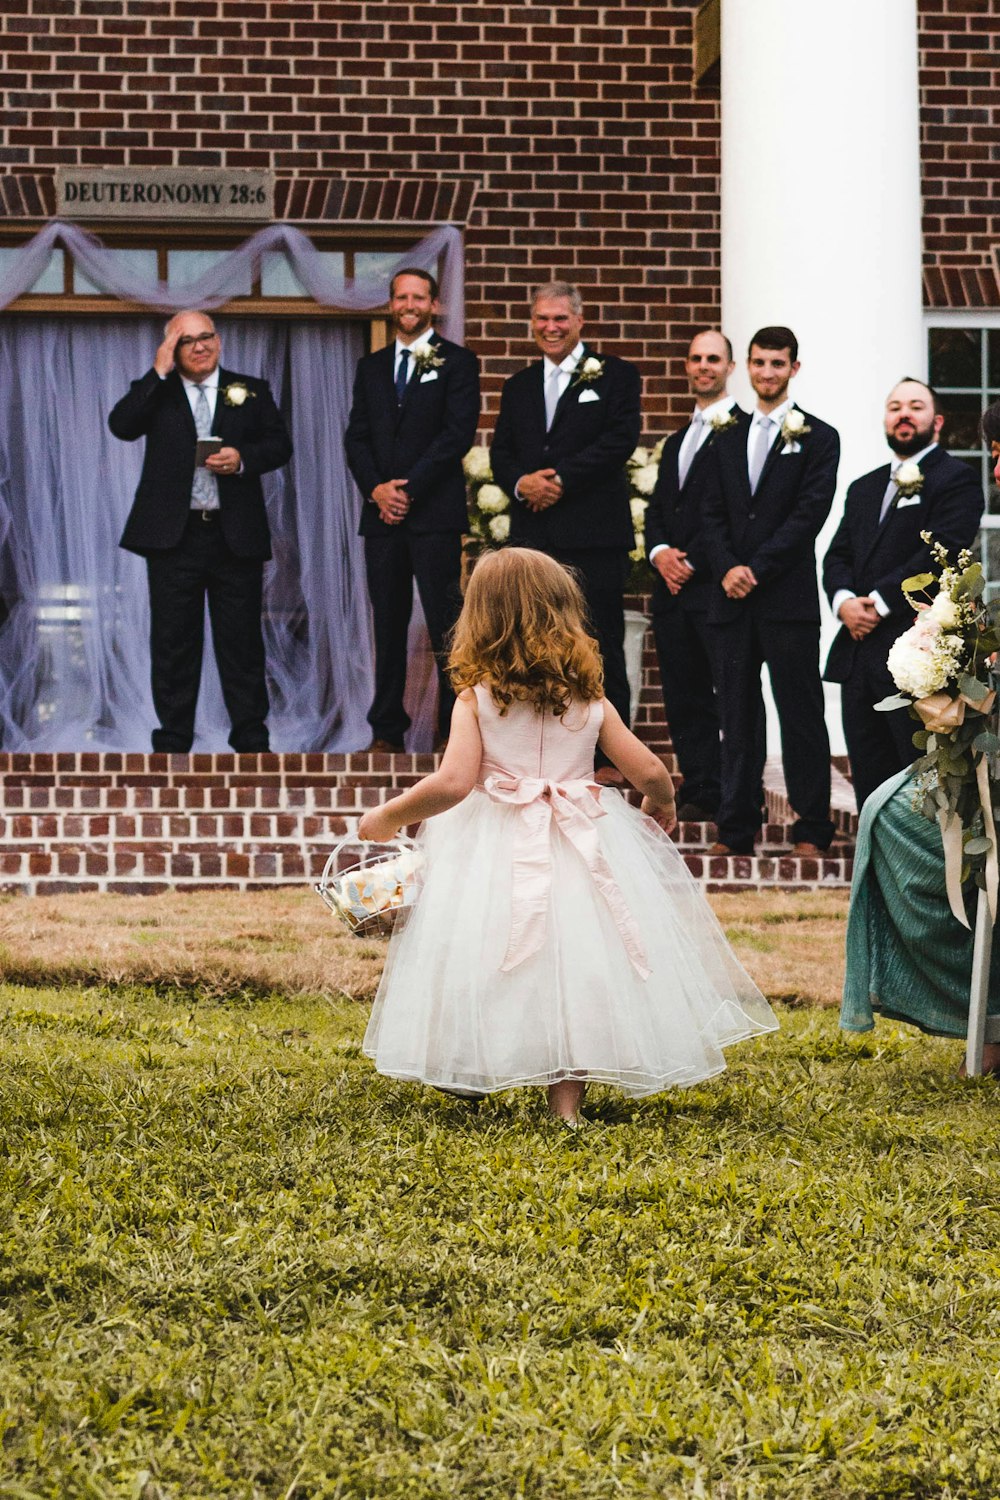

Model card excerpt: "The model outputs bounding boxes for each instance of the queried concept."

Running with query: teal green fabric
[841,769,1000,1038]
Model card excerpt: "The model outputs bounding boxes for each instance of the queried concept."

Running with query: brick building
[0,1,998,814]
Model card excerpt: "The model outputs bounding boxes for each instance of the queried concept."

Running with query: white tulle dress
[363,687,777,1097]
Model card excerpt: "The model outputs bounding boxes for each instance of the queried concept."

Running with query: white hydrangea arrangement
[626,440,664,592]
[462,446,512,546]
[879,534,1000,924]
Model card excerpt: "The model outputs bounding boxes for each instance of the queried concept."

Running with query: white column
[720,0,924,756]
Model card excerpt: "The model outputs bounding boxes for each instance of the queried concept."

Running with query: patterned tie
[748,415,772,495]
[395,347,410,405]
[677,412,704,489]
[191,384,219,511]
[545,363,562,431]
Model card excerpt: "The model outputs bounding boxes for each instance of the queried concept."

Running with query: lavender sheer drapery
[0,220,465,339]
[0,221,454,750]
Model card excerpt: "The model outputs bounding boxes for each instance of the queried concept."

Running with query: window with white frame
[927,320,1000,600]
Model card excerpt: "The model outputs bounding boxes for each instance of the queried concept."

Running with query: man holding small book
[109,309,292,753]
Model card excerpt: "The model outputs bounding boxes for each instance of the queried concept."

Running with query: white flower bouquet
[878,534,1000,924]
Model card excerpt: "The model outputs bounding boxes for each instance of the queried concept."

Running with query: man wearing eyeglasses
[110,309,292,753]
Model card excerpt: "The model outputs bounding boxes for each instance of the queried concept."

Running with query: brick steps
[0,750,854,897]
[0,621,857,897]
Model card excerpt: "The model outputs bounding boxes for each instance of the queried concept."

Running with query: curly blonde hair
[448,547,604,714]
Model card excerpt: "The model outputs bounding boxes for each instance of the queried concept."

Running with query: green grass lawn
[1,979,998,1499]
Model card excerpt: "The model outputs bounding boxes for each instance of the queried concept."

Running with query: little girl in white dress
[358,547,776,1122]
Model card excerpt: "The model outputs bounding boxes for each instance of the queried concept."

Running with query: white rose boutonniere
[222,382,254,407]
[779,408,811,453]
[411,346,445,377]
[894,460,924,499]
[707,410,739,435]
[573,355,605,386]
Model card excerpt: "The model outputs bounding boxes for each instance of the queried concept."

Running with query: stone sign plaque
[56,168,274,220]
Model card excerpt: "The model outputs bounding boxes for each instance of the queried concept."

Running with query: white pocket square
[419,371,438,383]
[578,389,600,403]
[896,495,921,508]
[780,440,801,455]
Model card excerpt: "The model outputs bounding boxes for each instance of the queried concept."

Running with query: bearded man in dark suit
[345,267,480,752]
[109,309,292,753]
[490,280,641,782]
[645,329,748,821]
[701,326,840,856]
[823,378,983,811]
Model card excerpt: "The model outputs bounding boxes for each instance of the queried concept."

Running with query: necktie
[395,347,410,405]
[879,468,901,524]
[191,384,219,511]
[748,415,772,495]
[677,412,704,489]
[544,363,562,431]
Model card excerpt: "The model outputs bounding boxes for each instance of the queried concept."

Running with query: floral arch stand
[966,663,1000,1077]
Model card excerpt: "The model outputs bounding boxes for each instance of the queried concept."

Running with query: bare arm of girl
[596,699,677,833]
[357,690,483,841]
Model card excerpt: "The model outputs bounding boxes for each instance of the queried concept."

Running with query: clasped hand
[653,547,693,595]
[518,469,563,511]
[721,564,758,600]
[838,596,880,640]
[372,479,411,524]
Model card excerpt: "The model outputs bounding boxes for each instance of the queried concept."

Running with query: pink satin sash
[482,774,651,980]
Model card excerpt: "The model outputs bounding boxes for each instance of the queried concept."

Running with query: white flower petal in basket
[316,834,425,938]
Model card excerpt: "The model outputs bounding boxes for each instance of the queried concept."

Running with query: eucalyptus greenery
[877,536,1000,896]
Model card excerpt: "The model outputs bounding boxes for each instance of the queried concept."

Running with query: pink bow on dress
[482,774,651,980]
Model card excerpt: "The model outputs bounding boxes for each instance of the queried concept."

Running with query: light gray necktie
[191,384,219,511]
[878,467,901,524]
[544,363,562,431]
[677,412,704,489]
[748,415,772,495]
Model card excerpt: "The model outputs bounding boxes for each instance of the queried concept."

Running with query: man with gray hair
[490,280,642,778]
[109,309,292,753]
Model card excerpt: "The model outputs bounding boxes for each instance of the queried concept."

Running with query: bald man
[110,310,292,753]
[823,378,983,810]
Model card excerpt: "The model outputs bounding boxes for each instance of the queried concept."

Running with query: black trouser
[841,637,918,812]
[548,547,631,731]
[711,613,833,852]
[651,594,721,814]
[146,512,269,753]
[364,528,463,745]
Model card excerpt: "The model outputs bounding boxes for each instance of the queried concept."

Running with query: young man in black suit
[489,280,641,780]
[646,329,747,821]
[823,378,983,810]
[344,268,480,752]
[109,309,292,753]
[701,326,840,856]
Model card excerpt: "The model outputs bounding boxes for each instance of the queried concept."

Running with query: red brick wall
[1,0,996,431]
[0,0,719,435]
[919,0,1000,307]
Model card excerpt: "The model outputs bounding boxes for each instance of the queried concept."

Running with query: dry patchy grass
[0,886,850,1008]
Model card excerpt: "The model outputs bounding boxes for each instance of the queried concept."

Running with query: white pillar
[720,0,924,756]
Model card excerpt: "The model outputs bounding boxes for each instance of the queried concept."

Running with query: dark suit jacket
[343,332,480,537]
[822,445,983,683]
[109,366,292,560]
[490,346,641,552]
[701,405,840,624]
[645,406,750,616]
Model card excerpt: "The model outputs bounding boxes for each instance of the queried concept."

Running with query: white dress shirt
[181,369,220,423]
[832,442,938,622]
[514,342,584,500]
[746,395,793,471]
[394,329,434,386]
[649,395,736,562]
